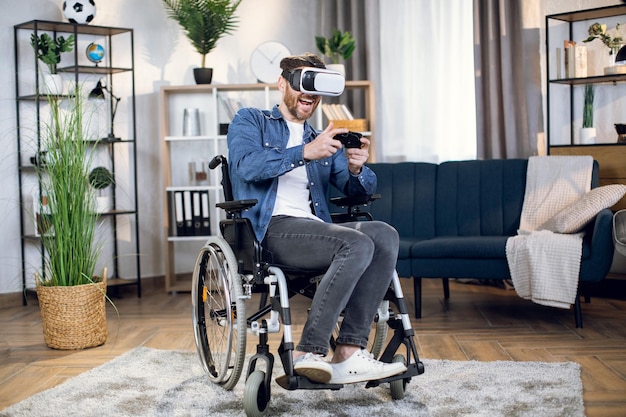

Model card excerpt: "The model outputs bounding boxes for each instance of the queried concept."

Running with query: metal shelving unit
[14,20,141,302]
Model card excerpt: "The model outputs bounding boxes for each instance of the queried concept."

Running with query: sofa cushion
[411,235,509,258]
[546,184,626,233]
[435,159,528,237]
[368,162,438,240]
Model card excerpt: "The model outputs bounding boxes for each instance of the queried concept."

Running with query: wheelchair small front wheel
[244,370,270,417]
[192,237,246,391]
[390,354,407,400]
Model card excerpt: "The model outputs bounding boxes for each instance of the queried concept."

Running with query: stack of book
[321,103,367,132]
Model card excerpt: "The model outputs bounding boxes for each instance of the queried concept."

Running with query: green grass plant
[36,90,101,287]
[583,84,595,129]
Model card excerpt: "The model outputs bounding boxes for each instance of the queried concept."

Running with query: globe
[86,43,105,64]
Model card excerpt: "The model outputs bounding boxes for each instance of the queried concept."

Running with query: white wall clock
[250,41,291,84]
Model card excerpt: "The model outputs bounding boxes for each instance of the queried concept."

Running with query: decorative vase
[604,45,626,74]
[579,127,596,145]
[95,195,111,213]
[326,63,345,76]
[41,73,64,95]
[193,68,213,84]
[36,278,107,350]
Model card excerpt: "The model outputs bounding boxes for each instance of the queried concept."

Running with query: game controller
[334,131,363,148]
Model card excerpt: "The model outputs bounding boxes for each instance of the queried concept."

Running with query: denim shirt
[226,105,377,242]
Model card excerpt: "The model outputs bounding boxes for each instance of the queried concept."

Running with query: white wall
[0,0,319,294]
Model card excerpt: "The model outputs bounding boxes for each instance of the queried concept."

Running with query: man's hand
[303,123,348,161]
[345,137,370,175]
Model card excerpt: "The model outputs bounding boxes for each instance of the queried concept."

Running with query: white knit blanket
[505,155,593,308]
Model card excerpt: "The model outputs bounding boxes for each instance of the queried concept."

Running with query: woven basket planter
[36,281,107,350]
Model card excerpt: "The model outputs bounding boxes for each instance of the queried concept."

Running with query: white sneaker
[329,349,407,384]
[275,352,333,388]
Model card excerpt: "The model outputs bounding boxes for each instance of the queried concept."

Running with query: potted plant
[580,84,595,145]
[162,0,242,84]
[315,29,356,74]
[30,32,75,95]
[34,90,108,350]
[583,22,624,73]
[89,166,114,213]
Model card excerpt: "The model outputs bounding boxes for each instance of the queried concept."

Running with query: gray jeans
[264,215,399,355]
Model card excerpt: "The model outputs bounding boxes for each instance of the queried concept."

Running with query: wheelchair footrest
[278,375,343,391]
[364,362,424,388]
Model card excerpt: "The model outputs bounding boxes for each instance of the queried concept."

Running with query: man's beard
[284,91,319,120]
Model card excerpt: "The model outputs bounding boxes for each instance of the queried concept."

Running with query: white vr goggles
[282,67,345,97]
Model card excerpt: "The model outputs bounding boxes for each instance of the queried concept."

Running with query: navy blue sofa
[365,159,615,328]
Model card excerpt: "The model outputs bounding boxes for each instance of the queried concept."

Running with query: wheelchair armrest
[330,194,381,208]
[216,199,258,214]
[330,194,380,223]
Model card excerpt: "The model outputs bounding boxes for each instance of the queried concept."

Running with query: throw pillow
[547,184,626,234]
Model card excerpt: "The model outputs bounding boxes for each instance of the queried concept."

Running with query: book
[174,191,184,236]
[574,45,587,78]
[201,191,211,235]
[192,191,202,235]
[183,190,193,236]
[564,40,575,78]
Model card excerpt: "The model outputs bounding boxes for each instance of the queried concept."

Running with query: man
[227,53,406,386]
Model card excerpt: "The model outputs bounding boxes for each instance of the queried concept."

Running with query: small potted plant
[162,0,242,84]
[30,32,75,95]
[583,22,624,73]
[580,84,595,144]
[315,29,356,74]
[89,166,114,213]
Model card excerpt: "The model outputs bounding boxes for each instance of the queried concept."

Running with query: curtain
[378,0,477,162]
[474,0,544,159]
[317,0,382,158]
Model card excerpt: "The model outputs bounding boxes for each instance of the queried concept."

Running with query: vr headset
[281,67,345,97]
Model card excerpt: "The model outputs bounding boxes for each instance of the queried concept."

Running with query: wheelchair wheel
[244,370,270,417]
[389,354,407,400]
[192,237,246,391]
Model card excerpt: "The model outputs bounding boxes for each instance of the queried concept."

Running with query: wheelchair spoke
[192,238,246,391]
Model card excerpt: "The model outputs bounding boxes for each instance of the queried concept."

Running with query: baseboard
[0,275,166,310]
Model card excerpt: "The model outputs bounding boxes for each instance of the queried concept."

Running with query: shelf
[89,138,135,144]
[100,209,138,216]
[166,185,219,192]
[165,135,226,142]
[58,65,132,75]
[17,93,74,101]
[167,236,211,242]
[550,143,626,148]
[547,4,626,22]
[107,278,140,288]
[549,73,626,85]
[15,19,131,36]
[15,19,141,302]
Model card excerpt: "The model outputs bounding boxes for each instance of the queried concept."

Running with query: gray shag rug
[0,347,584,417]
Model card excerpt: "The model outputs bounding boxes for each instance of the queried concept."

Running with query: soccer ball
[62,1,96,24]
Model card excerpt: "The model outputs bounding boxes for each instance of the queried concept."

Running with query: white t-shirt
[272,121,322,221]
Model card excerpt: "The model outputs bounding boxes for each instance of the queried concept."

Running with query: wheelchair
[191,155,425,417]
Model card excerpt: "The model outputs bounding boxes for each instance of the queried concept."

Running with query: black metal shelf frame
[14,20,141,303]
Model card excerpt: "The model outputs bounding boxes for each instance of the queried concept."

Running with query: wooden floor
[1,277,626,416]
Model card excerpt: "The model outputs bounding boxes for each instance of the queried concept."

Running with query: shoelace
[296,352,325,364]
[357,349,380,363]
